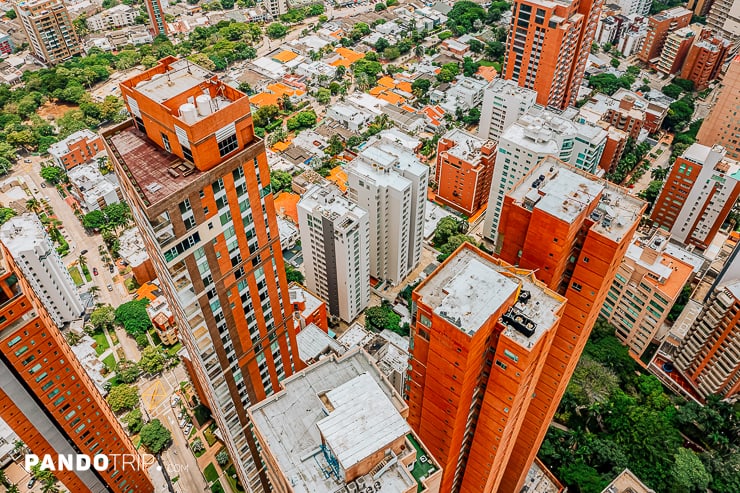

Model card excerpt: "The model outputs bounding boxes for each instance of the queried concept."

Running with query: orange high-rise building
[144,0,168,36]
[0,246,153,493]
[496,157,645,492]
[103,57,302,492]
[679,29,731,91]
[503,0,603,109]
[406,243,566,493]
[637,7,693,65]
[435,129,496,217]
[696,56,740,160]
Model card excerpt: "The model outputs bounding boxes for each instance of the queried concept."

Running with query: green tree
[139,346,167,375]
[411,78,431,98]
[83,209,106,229]
[140,419,171,454]
[446,1,487,34]
[316,87,331,104]
[216,449,229,466]
[124,408,144,434]
[102,202,131,229]
[266,22,288,39]
[639,180,664,212]
[5,9,16,19]
[253,104,279,128]
[285,264,304,283]
[90,304,116,330]
[192,437,205,453]
[567,357,619,409]
[462,56,480,77]
[325,135,344,156]
[433,216,463,246]
[437,63,460,83]
[663,98,694,132]
[270,170,293,192]
[662,83,683,99]
[106,384,139,413]
[115,299,151,336]
[40,166,64,184]
[365,304,401,333]
[286,111,317,131]
[437,234,477,261]
[670,449,712,493]
[116,359,140,384]
[0,207,16,226]
[559,461,606,493]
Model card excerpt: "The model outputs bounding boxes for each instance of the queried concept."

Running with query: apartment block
[0,246,153,493]
[637,7,692,65]
[601,231,697,358]
[612,88,670,133]
[48,129,105,170]
[14,0,81,65]
[250,349,442,493]
[614,0,653,15]
[674,277,740,399]
[688,0,715,16]
[406,244,566,493]
[297,185,370,323]
[504,0,602,109]
[0,31,14,56]
[67,162,123,212]
[696,55,740,159]
[144,0,168,36]
[0,214,83,327]
[650,143,740,250]
[477,79,537,143]
[680,29,731,90]
[347,139,427,286]
[288,283,328,332]
[482,106,607,244]
[706,0,740,46]
[497,157,645,491]
[85,4,137,32]
[655,26,695,74]
[103,57,302,492]
[435,129,496,217]
[580,92,647,140]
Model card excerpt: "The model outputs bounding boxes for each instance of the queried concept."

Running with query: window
[503,349,519,362]
[218,134,238,157]
[161,133,171,153]
[571,282,583,292]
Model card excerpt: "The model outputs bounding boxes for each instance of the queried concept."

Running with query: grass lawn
[204,426,218,447]
[167,342,183,355]
[193,404,212,427]
[102,354,116,372]
[204,463,219,483]
[92,331,110,355]
[81,264,92,282]
[478,60,502,71]
[225,465,244,493]
[68,266,83,287]
[211,484,225,493]
[191,440,206,458]
[189,426,197,438]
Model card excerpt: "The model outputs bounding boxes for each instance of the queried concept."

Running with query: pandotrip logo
[25,454,159,472]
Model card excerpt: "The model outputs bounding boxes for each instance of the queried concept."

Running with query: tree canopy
[140,419,171,454]
[115,299,151,336]
[106,384,139,413]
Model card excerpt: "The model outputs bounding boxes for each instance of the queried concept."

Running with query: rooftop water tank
[196,94,212,117]
[179,103,197,124]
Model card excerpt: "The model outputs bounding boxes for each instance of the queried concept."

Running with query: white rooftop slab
[133,59,214,103]
[296,323,344,362]
[337,322,375,349]
[724,279,740,301]
[317,373,411,470]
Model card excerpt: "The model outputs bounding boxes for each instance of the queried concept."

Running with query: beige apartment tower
[14,0,81,65]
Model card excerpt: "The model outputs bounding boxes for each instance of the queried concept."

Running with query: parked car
[40,182,46,188]
[27,478,36,489]
[107,284,113,291]
[93,267,98,276]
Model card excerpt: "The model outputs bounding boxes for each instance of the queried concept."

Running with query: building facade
[637,7,692,65]
[0,214,83,327]
[679,29,731,90]
[144,0,168,36]
[347,139,427,286]
[482,106,607,245]
[85,4,137,32]
[706,0,740,46]
[477,79,537,143]
[503,0,603,109]
[14,0,81,65]
[435,129,496,217]
[0,245,153,493]
[48,129,105,170]
[297,185,370,323]
[650,143,740,250]
[655,26,695,74]
[103,57,302,492]
[496,157,645,492]
[406,243,566,493]
[250,349,443,493]
[696,55,740,159]
[601,231,696,358]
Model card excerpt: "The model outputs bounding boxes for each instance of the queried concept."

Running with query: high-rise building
[482,106,607,244]
[650,143,740,250]
[674,276,740,400]
[477,79,537,143]
[0,214,83,326]
[249,348,443,493]
[655,26,696,74]
[503,0,603,109]
[14,0,81,65]
[103,57,302,492]
[679,29,731,91]
[637,7,693,65]
[406,243,566,493]
[434,129,496,217]
[0,245,154,493]
[347,139,427,286]
[688,0,715,16]
[614,0,653,16]
[600,230,698,358]
[697,56,740,159]
[263,0,289,17]
[144,0,168,36]
[706,0,740,47]
[496,156,645,491]
[297,185,370,323]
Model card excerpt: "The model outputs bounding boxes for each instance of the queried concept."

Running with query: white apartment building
[615,0,653,16]
[67,162,123,212]
[436,76,488,115]
[477,79,537,142]
[347,139,428,285]
[297,185,370,323]
[482,106,607,244]
[85,4,137,32]
[0,214,83,326]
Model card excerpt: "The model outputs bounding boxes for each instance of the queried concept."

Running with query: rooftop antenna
[186,58,192,74]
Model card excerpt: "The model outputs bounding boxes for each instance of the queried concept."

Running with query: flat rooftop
[132,59,214,104]
[509,157,644,242]
[249,350,425,493]
[417,247,564,346]
[441,128,488,165]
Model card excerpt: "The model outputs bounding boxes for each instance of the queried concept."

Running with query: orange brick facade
[504,0,602,109]
[638,8,692,63]
[435,137,496,217]
[680,30,731,91]
[0,247,153,493]
[697,56,740,160]
[56,134,105,170]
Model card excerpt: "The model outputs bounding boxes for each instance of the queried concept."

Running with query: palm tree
[26,198,41,214]
[7,484,20,493]
[89,285,100,297]
[0,470,9,487]
[415,45,424,58]
[651,166,668,181]
[41,478,60,493]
